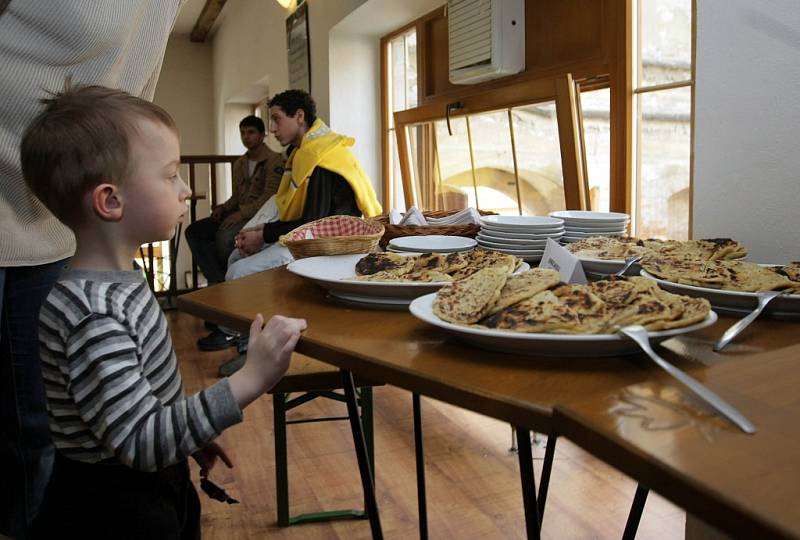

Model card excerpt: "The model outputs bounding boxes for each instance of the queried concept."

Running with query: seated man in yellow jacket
[229,89,381,280]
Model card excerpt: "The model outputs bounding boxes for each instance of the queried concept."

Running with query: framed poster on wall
[286,2,310,92]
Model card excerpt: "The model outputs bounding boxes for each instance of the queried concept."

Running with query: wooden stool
[269,353,380,526]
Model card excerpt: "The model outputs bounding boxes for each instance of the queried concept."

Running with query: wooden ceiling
[190,0,228,42]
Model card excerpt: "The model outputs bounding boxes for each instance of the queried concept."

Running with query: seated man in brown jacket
[186,115,285,350]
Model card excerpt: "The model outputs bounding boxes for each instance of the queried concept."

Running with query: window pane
[637,86,691,240]
[390,37,406,112]
[434,117,474,210]
[467,111,520,215]
[639,0,692,87]
[580,88,611,212]
[509,102,566,215]
[405,31,418,109]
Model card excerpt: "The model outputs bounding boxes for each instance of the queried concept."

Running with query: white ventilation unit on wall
[448,0,525,85]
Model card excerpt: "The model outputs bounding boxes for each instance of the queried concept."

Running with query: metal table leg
[622,484,649,540]
[515,426,541,540]
[341,370,383,539]
[412,393,429,540]
[537,434,558,524]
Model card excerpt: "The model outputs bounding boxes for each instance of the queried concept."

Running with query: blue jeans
[0,259,66,539]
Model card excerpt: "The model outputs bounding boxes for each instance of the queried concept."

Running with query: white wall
[211,0,438,200]
[693,0,800,262]
[212,0,361,152]
[329,0,444,203]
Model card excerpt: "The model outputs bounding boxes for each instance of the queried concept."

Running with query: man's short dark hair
[269,90,317,127]
[239,115,265,133]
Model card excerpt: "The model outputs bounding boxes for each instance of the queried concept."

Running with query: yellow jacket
[275,119,382,221]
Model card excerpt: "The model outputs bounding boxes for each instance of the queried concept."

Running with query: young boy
[21,85,307,538]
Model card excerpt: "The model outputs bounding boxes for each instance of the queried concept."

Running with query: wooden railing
[181,155,240,294]
[142,155,241,306]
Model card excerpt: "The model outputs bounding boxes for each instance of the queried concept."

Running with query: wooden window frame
[394,73,591,211]
[381,3,633,215]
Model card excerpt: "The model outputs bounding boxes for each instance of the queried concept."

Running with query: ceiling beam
[190,0,228,43]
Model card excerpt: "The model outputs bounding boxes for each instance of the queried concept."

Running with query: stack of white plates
[387,235,477,253]
[548,211,630,243]
[477,215,565,261]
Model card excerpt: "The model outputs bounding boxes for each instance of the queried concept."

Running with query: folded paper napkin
[390,206,481,227]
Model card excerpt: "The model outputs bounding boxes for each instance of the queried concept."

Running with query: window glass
[637,86,691,240]
[433,117,473,210]
[466,111,519,214]
[509,102,566,215]
[580,88,611,212]
[640,0,692,87]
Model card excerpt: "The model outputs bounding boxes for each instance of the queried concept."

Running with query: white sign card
[538,238,587,284]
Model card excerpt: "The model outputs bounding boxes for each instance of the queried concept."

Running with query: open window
[393,74,591,216]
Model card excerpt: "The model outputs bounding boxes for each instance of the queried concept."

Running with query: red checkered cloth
[284,215,383,241]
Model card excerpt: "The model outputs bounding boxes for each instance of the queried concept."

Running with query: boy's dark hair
[21,84,177,227]
[239,115,265,133]
[268,90,317,127]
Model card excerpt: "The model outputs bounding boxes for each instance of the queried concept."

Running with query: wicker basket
[373,209,496,247]
[279,215,384,259]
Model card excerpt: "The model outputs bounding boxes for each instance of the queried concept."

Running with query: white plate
[480,223,565,237]
[549,210,630,224]
[479,246,544,256]
[640,269,800,319]
[476,234,548,249]
[560,235,594,243]
[287,254,530,306]
[409,293,718,356]
[389,235,477,252]
[481,215,564,229]
[564,225,630,234]
[562,229,626,238]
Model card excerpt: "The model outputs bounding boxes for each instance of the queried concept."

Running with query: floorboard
[168,310,684,539]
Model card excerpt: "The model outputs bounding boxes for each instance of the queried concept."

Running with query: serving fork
[618,324,756,434]
[713,290,788,352]
[614,255,643,277]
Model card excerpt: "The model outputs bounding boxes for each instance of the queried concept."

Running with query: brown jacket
[220,144,286,219]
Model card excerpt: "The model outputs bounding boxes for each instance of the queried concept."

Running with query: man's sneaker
[218,353,246,377]
[197,329,238,351]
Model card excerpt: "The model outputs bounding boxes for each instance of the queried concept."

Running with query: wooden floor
[168,310,685,539]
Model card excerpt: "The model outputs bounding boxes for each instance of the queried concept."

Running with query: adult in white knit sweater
[0,2,183,537]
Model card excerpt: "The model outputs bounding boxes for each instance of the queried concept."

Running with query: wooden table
[554,344,800,539]
[177,267,800,539]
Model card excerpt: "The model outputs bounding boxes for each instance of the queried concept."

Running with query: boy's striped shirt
[39,269,242,471]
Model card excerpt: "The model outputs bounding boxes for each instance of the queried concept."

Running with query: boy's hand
[192,441,233,477]
[227,314,306,409]
[247,314,307,389]
[235,226,266,256]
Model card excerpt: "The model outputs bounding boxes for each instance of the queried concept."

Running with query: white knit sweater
[0,0,183,266]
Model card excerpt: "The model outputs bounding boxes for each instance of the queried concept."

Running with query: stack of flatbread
[432,272,711,334]
[642,257,800,293]
[353,250,520,283]
[567,236,747,262]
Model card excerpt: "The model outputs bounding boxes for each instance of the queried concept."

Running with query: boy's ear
[92,183,123,222]
[295,108,305,126]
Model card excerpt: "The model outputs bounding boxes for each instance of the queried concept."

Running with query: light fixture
[275,0,292,8]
